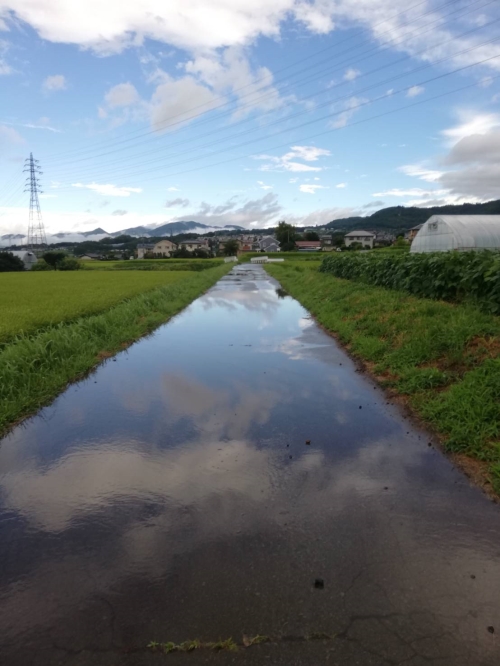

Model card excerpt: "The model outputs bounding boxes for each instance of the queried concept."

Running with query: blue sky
[1,0,500,240]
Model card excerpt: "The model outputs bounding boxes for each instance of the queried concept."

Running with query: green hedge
[319,251,500,313]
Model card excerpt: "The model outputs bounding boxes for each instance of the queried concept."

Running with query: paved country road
[0,265,499,665]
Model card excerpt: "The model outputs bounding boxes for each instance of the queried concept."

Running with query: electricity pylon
[23,153,47,252]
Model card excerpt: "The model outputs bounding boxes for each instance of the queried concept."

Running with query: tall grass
[0,264,230,437]
[266,262,500,494]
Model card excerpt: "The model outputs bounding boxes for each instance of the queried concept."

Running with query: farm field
[0,270,191,344]
[0,263,231,435]
[265,260,500,495]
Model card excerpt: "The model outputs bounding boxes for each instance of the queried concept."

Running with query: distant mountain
[81,227,108,237]
[113,221,244,237]
[325,200,500,232]
[1,233,24,241]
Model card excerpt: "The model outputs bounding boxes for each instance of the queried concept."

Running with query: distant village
[77,227,408,261]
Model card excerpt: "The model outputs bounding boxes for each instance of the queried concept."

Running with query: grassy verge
[0,264,230,438]
[265,262,500,495]
[0,271,193,344]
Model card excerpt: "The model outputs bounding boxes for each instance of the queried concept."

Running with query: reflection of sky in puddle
[1,266,500,659]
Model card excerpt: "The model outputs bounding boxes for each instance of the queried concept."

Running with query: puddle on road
[0,265,499,665]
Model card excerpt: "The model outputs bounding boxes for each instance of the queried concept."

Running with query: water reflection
[0,265,499,665]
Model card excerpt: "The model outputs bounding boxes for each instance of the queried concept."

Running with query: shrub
[57,257,81,271]
[42,251,67,268]
[31,259,53,271]
[0,252,25,272]
[319,250,500,313]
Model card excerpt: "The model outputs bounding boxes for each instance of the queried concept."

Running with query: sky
[1,0,500,241]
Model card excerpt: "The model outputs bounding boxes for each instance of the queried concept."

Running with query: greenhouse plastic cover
[410,215,500,253]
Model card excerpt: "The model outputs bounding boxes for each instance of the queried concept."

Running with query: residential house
[344,230,375,249]
[295,240,321,251]
[136,243,155,259]
[374,232,396,247]
[180,239,210,253]
[153,239,177,257]
[79,253,102,260]
[259,235,280,252]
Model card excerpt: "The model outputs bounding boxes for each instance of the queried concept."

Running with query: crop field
[266,261,500,495]
[0,270,190,343]
[83,258,223,271]
[0,263,231,436]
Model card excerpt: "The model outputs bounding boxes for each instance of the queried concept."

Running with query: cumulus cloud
[406,85,424,98]
[72,182,143,197]
[335,182,347,188]
[400,112,500,202]
[165,197,190,208]
[149,74,220,132]
[257,181,273,190]
[299,184,329,194]
[255,145,330,172]
[104,82,139,108]
[169,192,282,227]
[111,209,128,216]
[42,74,67,92]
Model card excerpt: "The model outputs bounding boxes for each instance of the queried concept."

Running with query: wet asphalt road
[0,264,499,665]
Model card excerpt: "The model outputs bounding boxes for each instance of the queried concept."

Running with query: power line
[46,0,497,174]
[44,0,490,164]
[48,25,500,183]
[49,50,500,188]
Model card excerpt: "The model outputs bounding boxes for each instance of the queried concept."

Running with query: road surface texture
[0,265,499,665]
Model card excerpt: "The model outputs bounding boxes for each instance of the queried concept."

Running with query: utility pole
[23,153,47,253]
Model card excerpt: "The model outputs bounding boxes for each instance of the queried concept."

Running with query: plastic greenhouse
[410,215,500,253]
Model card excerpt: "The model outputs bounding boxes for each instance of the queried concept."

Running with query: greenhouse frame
[410,215,500,253]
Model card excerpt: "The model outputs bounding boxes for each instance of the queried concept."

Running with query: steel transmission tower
[23,153,47,251]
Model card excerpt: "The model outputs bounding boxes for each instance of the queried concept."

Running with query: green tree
[57,257,81,271]
[0,252,25,272]
[173,247,192,258]
[42,251,66,268]
[275,221,296,247]
[223,239,239,256]
[304,231,319,241]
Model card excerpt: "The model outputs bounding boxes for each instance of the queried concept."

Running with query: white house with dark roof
[344,230,376,249]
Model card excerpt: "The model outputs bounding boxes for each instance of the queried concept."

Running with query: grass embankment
[0,271,191,344]
[0,263,230,437]
[265,262,500,495]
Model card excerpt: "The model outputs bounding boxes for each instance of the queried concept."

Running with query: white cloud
[299,184,329,194]
[406,85,424,98]
[257,181,273,190]
[72,182,143,197]
[104,82,139,108]
[398,164,444,182]
[0,60,12,75]
[330,96,367,129]
[373,188,447,197]
[0,125,25,144]
[441,111,500,145]
[401,113,500,202]
[335,182,347,188]
[149,74,220,132]
[42,74,67,92]
[343,68,360,81]
[165,197,190,208]
[255,145,330,172]
[170,192,282,227]
[2,119,61,133]
[167,186,180,192]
